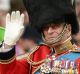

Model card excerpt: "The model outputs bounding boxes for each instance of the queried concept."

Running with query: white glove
[4,11,24,46]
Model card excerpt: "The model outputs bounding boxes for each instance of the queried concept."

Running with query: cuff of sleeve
[0,46,15,63]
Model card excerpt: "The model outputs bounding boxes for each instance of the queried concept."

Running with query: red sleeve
[0,47,30,74]
[0,58,30,74]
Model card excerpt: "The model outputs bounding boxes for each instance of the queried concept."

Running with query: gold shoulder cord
[26,46,47,67]
[26,45,53,74]
[27,46,46,74]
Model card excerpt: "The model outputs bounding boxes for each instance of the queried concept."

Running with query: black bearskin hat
[23,0,79,35]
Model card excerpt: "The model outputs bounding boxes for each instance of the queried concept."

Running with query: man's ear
[67,24,72,32]
[65,24,71,33]
[66,24,72,36]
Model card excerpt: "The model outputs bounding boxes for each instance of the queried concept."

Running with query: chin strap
[42,24,67,45]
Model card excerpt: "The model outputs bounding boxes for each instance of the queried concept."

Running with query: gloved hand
[4,11,24,46]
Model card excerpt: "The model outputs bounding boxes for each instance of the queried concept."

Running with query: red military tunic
[0,45,52,74]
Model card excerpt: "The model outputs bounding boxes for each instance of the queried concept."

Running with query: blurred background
[0,0,29,27]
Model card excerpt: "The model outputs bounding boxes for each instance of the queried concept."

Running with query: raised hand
[4,11,24,46]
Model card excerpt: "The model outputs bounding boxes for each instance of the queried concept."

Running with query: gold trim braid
[26,45,53,74]
[26,46,46,66]
[0,55,15,64]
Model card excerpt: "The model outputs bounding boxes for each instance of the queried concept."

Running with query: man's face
[42,23,64,41]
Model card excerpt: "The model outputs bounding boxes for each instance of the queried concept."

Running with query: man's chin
[45,38,62,47]
[46,37,56,41]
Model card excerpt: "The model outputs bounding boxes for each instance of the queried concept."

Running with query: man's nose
[47,27,54,34]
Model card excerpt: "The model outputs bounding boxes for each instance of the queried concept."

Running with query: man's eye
[52,25,58,29]
[44,27,49,31]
